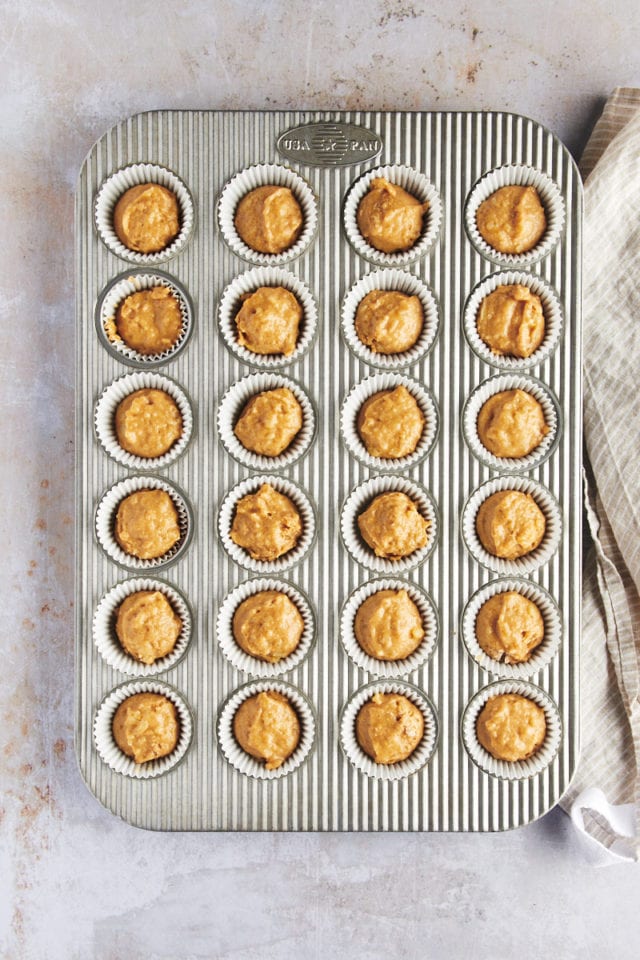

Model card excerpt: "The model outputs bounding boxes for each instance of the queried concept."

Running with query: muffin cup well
[93,577,193,677]
[93,679,193,779]
[96,270,193,368]
[343,164,442,267]
[341,269,440,369]
[217,163,318,266]
[217,679,316,780]
[217,373,316,471]
[217,578,316,678]
[461,374,560,473]
[462,270,563,370]
[339,680,438,781]
[461,680,562,780]
[94,372,194,470]
[95,164,194,264]
[340,578,438,679]
[95,475,194,572]
[218,267,318,369]
[461,476,562,576]
[341,475,438,574]
[464,164,565,267]
[340,373,438,472]
[218,474,316,574]
[460,578,562,680]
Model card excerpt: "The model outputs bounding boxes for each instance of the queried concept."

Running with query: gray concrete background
[2,2,639,957]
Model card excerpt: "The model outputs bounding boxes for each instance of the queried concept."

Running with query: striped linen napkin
[558,88,640,862]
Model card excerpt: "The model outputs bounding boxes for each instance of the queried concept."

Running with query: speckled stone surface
[2,2,639,958]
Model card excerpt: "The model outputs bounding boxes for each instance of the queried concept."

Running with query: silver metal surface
[75,110,582,831]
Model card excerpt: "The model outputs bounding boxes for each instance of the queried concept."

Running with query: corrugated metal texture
[75,110,582,831]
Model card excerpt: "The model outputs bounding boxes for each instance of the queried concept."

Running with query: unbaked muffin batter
[234,185,303,254]
[112,692,179,763]
[115,388,183,459]
[357,178,429,253]
[115,488,181,560]
[358,491,429,560]
[476,185,546,255]
[113,183,180,254]
[356,692,424,764]
[233,690,300,769]
[116,590,183,665]
[476,284,545,358]
[354,589,424,661]
[476,693,546,762]
[475,591,544,664]
[476,490,546,560]
[230,483,302,561]
[234,387,303,457]
[234,286,302,356]
[232,590,304,663]
[112,286,183,355]
[477,388,548,459]
[357,385,424,459]
[354,289,424,354]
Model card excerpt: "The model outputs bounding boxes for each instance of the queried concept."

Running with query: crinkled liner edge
[94,163,194,264]
[462,270,564,370]
[217,163,318,265]
[461,476,562,575]
[96,270,193,368]
[464,164,565,267]
[340,268,440,369]
[93,577,193,677]
[339,680,439,780]
[340,475,438,574]
[343,164,443,266]
[216,679,316,779]
[217,577,316,678]
[340,372,439,471]
[461,679,562,780]
[218,474,316,573]
[94,371,194,470]
[218,266,318,369]
[217,373,316,471]
[93,679,194,779]
[95,475,193,571]
[460,577,562,680]
[340,578,439,679]
[461,373,561,473]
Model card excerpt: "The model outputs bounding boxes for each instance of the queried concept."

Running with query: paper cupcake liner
[95,270,193,368]
[218,267,318,369]
[460,577,562,680]
[464,165,565,267]
[217,373,316,471]
[343,164,443,267]
[95,164,194,264]
[340,269,440,369]
[340,578,438,679]
[217,680,316,780]
[93,577,193,677]
[94,372,194,470]
[461,374,560,472]
[340,373,439,472]
[95,475,194,571]
[462,476,562,575]
[341,476,438,574]
[217,577,316,678]
[218,474,316,574]
[93,679,194,779]
[461,680,562,780]
[339,680,438,780]
[462,270,563,370]
[217,163,318,266]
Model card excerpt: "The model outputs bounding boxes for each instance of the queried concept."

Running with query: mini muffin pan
[75,110,582,831]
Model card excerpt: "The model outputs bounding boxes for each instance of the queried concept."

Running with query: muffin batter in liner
[461,680,562,780]
[340,680,438,780]
[340,578,438,679]
[218,163,318,265]
[462,374,560,472]
[463,270,563,370]
[217,680,315,780]
[93,577,192,677]
[465,164,565,267]
[95,475,193,571]
[341,373,438,471]
[344,164,442,267]
[462,476,561,575]
[95,371,194,470]
[218,474,316,573]
[93,679,193,779]
[217,373,315,471]
[461,577,562,680]
[95,163,194,264]
[217,577,316,678]
[341,475,438,574]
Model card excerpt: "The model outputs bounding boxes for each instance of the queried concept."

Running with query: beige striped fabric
[559,88,640,859]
